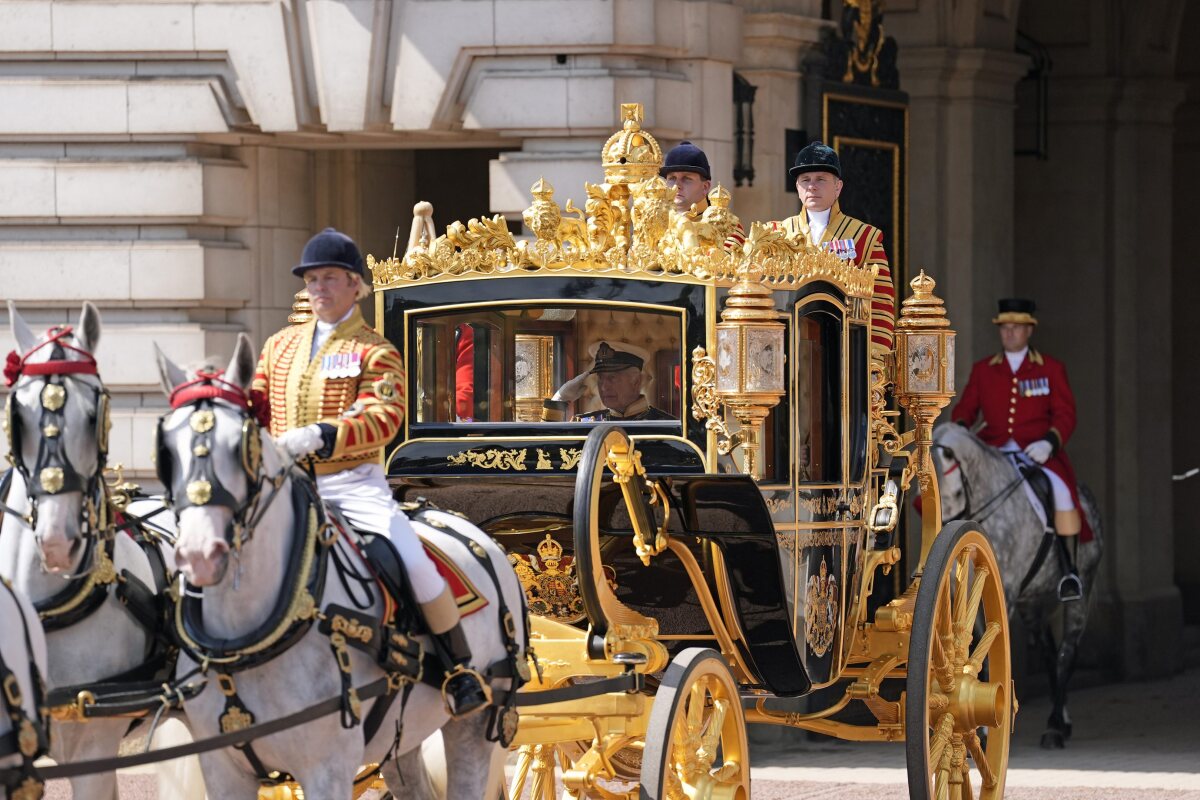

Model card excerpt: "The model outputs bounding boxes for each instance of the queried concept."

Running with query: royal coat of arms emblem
[804,556,839,657]
[509,534,617,624]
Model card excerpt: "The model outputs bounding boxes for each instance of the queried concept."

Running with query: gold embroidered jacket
[252,307,405,475]
[778,201,895,353]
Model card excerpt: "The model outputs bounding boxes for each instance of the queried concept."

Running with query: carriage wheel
[640,648,749,800]
[906,521,1013,800]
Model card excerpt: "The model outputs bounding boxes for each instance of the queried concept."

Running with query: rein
[935,443,1028,525]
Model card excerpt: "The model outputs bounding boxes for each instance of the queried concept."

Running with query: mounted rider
[775,141,896,356]
[252,227,488,716]
[951,298,1090,600]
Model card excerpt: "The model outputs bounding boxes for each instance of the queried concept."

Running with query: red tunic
[951,349,1093,541]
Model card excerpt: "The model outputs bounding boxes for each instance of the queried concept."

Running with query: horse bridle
[934,442,1027,524]
[3,326,111,536]
[154,371,281,552]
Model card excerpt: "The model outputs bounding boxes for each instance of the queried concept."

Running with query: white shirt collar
[1004,347,1028,372]
[807,207,832,241]
[311,306,355,358]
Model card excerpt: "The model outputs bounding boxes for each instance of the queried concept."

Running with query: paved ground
[750,661,1200,798]
[43,665,1200,798]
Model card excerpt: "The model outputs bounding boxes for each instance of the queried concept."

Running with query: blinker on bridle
[3,325,110,529]
[157,370,268,552]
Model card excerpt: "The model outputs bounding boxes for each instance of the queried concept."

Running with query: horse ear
[155,344,187,398]
[76,301,102,354]
[225,333,257,391]
[7,301,38,355]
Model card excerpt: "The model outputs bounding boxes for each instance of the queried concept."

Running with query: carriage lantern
[706,268,787,480]
[892,270,956,565]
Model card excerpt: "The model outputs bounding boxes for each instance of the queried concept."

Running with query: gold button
[1011,387,1018,394]
[1012,377,1018,384]
[1008,417,1014,423]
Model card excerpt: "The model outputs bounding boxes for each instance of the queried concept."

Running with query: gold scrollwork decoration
[690,346,735,454]
[558,447,583,471]
[447,448,528,471]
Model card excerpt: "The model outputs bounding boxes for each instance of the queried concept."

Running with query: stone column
[900,48,1029,380]
[1015,77,1185,678]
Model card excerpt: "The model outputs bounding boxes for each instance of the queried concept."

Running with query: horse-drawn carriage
[364,102,1016,799]
[0,101,1015,800]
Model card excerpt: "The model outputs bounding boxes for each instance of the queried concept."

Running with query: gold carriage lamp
[892,271,956,569]
[693,268,786,481]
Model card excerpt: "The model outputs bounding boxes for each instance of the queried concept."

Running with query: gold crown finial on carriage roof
[601,101,663,186]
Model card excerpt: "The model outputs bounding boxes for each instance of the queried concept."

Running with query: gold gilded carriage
[361,103,1014,800]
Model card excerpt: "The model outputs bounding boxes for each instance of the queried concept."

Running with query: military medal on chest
[1018,376,1049,397]
[320,350,362,379]
[825,238,857,261]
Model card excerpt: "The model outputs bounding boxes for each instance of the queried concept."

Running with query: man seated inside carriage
[951,298,1089,600]
[255,227,488,715]
[541,341,675,422]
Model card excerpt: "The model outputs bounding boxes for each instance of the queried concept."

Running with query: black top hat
[789,140,842,179]
[660,141,711,181]
[292,227,365,278]
[590,342,645,373]
[992,298,1038,326]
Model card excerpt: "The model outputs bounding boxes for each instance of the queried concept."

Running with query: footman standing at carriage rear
[951,298,1091,600]
[253,227,488,716]
[776,141,896,356]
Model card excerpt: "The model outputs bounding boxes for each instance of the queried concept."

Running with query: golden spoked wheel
[640,648,749,800]
[906,522,1013,800]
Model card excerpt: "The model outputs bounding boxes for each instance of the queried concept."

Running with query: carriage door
[786,294,851,688]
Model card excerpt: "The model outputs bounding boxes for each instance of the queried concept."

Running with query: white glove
[551,372,591,402]
[276,424,324,458]
[1024,439,1053,464]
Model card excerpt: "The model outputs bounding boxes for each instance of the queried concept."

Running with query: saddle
[1013,459,1083,602]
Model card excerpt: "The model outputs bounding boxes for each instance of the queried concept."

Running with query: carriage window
[796,306,842,482]
[412,304,684,424]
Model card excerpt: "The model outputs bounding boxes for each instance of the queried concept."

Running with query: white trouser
[1000,441,1075,513]
[315,462,447,604]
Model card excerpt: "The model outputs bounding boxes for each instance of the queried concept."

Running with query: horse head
[5,301,109,572]
[155,333,274,587]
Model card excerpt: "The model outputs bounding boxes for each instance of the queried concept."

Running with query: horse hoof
[1063,722,1073,740]
[1040,731,1065,749]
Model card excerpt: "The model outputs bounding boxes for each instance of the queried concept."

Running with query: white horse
[931,422,1104,749]
[156,334,524,799]
[1,302,182,799]
[0,578,48,800]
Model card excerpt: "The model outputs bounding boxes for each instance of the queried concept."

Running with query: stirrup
[1057,572,1083,602]
[440,665,491,719]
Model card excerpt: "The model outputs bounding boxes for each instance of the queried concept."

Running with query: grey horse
[931,422,1103,749]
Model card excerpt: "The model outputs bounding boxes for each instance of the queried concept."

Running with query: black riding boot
[431,621,490,717]
[1054,534,1083,602]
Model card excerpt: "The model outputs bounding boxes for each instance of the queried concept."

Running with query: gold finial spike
[620,102,644,129]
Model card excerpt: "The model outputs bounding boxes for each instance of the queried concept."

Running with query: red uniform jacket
[951,349,1092,540]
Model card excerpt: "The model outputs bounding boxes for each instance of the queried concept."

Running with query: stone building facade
[1,0,1195,679]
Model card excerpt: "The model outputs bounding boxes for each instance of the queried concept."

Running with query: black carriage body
[377,273,878,697]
